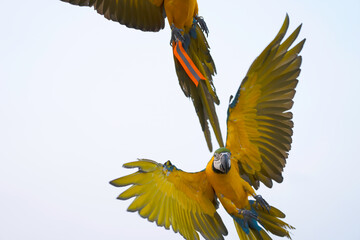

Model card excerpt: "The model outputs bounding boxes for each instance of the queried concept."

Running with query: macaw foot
[195,15,209,36]
[170,24,185,45]
[239,209,257,220]
[238,209,258,229]
[254,195,271,212]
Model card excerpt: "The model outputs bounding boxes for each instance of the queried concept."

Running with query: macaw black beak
[220,153,231,173]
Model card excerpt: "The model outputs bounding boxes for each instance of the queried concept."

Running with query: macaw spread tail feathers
[173,23,223,151]
[232,201,294,240]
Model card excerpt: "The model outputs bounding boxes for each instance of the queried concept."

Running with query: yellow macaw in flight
[60,0,223,151]
[111,15,305,239]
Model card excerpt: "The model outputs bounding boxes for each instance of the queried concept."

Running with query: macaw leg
[170,24,185,45]
[194,15,209,36]
[219,194,258,230]
[252,194,271,212]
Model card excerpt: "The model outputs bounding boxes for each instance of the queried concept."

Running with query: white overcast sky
[1,0,360,239]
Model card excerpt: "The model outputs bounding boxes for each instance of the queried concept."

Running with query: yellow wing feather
[110,159,228,240]
[61,0,165,32]
[226,15,305,189]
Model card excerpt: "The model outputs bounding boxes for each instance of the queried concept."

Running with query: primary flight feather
[111,15,305,239]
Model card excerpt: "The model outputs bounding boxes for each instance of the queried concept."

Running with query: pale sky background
[1,0,360,239]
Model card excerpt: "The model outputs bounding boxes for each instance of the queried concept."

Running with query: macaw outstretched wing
[110,159,228,240]
[61,0,166,32]
[226,15,305,189]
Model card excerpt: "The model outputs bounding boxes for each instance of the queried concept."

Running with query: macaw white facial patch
[213,152,231,172]
[213,154,222,171]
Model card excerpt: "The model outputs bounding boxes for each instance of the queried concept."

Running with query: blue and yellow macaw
[110,15,305,239]
[60,0,223,151]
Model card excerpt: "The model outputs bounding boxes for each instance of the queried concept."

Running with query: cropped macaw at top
[60,0,223,151]
[110,15,305,239]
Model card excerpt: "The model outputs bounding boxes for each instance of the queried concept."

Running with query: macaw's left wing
[60,0,166,32]
[226,15,305,189]
[110,159,228,240]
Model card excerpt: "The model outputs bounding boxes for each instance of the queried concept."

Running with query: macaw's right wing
[61,0,166,32]
[110,159,228,240]
[226,15,305,189]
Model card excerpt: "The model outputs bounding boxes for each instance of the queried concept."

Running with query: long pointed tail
[173,23,223,151]
[232,201,294,240]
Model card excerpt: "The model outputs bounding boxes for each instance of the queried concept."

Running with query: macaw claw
[238,209,257,230]
[254,195,271,212]
[239,209,258,220]
[195,15,209,37]
[170,24,185,45]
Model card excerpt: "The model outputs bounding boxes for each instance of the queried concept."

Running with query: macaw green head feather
[214,147,231,154]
